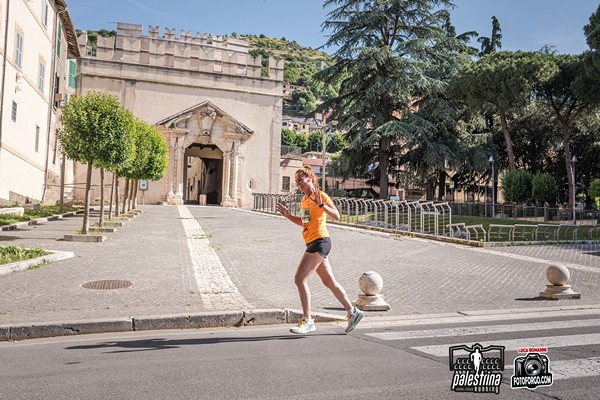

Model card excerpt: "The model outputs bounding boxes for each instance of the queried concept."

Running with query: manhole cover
[82,280,133,290]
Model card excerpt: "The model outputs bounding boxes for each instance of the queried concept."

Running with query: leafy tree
[295,132,309,151]
[536,53,591,208]
[501,169,533,204]
[59,92,134,234]
[128,119,168,207]
[317,0,459,199]
[453,51,557,170]
[308,130,323,152]
[589,180,600,207]
[477,16,502,56]
[327,132,348,153]
[290,89,317,116]
[281,128,296,146]
[532,172,559,204]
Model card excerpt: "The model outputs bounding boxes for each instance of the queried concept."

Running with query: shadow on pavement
[65,334,343,353]
[514,297,546,301]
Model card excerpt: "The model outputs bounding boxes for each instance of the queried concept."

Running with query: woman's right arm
[276,202,303,227]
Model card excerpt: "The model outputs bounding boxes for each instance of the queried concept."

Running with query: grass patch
[192,233,212,239]
[0,245,49,265]
[0,205,80,226]
[450,216,537,231]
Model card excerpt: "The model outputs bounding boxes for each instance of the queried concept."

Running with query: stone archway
[184,144,223,205]
[156,101,253,206]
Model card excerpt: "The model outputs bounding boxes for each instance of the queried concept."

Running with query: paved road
[1,308,598,399]
[0,204,598,328]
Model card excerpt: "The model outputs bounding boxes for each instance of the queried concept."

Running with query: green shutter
[68,60,76,88]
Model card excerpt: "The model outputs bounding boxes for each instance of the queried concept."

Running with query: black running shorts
[305,237,332,257]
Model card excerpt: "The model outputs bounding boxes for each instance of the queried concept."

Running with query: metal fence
[252,193,451,237]
[448,201,599,225]
[252,194,600,243]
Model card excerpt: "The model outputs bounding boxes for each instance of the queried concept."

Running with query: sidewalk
[0,205,599,340]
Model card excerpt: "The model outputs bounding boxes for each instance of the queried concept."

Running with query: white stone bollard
[539,264,581,300]
[354,271,390,311]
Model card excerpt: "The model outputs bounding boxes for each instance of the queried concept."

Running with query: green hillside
[239,34,331,85]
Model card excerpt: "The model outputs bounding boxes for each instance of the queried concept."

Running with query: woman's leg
[316,258,354,311]
[295,251,325,319]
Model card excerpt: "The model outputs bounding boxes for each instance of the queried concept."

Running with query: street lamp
[489,155,495,218]
[571,155,577,225]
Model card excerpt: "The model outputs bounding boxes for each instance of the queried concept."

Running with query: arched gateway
[157,101,252,207]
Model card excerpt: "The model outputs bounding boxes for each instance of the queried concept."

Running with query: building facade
[75,23,284,208]
[0,0,79,205]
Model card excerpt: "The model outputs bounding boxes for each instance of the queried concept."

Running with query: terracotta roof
[56,0,80,58]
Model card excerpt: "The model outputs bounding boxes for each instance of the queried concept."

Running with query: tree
[317,0,458,199]
[501,170,532,204]
[128,119,168,208]
[589,180,600,207]
[59,92,134,234]
[453,51,557,170]
[281,128,296,147]
[536,53,591,208]
[532,172,559,204]
[477,16,502,57]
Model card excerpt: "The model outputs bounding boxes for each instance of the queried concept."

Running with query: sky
[68,0,599,55]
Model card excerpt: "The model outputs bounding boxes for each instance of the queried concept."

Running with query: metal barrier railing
[252,194,599,243]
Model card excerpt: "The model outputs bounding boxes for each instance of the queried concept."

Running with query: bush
[590,180,600,208]
[532,172,558,204]
[501,170,533,203]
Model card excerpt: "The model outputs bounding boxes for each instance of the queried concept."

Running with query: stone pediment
[156,101,253,140]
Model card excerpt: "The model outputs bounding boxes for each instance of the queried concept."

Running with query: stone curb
[0,309,346,342]
[0,250,75,276]
[0,210,83,231]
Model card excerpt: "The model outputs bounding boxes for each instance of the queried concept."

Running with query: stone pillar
[231,141,239,200]
[174,142,185,204]
[167,136,176,202]
[222,147,232,203]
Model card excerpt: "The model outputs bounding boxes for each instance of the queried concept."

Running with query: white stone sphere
[359,271,384,296]
[546,264,570,286]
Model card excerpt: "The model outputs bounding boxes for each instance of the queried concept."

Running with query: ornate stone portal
[156,101,253,207]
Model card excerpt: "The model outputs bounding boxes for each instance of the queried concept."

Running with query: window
[35,126,40,153]
[42,1,49,27]
[15,31,23,69]
[282,176,291,191]
[67,60,76,88]
[56,22,62,57]
[38,58,46,93]
[11,101,17,121]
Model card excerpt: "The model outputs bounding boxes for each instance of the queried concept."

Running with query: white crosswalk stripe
[366,319,600,340]
[363,314,600,383]
[412,334,600,357]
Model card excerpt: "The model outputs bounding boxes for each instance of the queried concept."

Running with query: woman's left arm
[321,202,340,221]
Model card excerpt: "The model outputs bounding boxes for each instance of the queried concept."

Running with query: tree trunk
[499,111,516,171]
[115,173,120,217]
[122,178,130,214]
[438,170,447,200]
[82,161,93,234]
[128,180,135,211]
[108,172,115,220]
[378,137,390,199]
[99,168,105,228]
[132,180,139,210]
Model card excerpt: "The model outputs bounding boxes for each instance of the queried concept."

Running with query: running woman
[276,166,364,334]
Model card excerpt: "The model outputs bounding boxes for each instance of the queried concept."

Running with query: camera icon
[514,353,549,377]
[511,352,553,389]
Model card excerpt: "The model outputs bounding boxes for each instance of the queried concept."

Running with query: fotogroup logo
[511,347,553,390]
[449,343,505,394]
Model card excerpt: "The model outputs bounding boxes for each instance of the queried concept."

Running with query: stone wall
[77,23,283,81]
